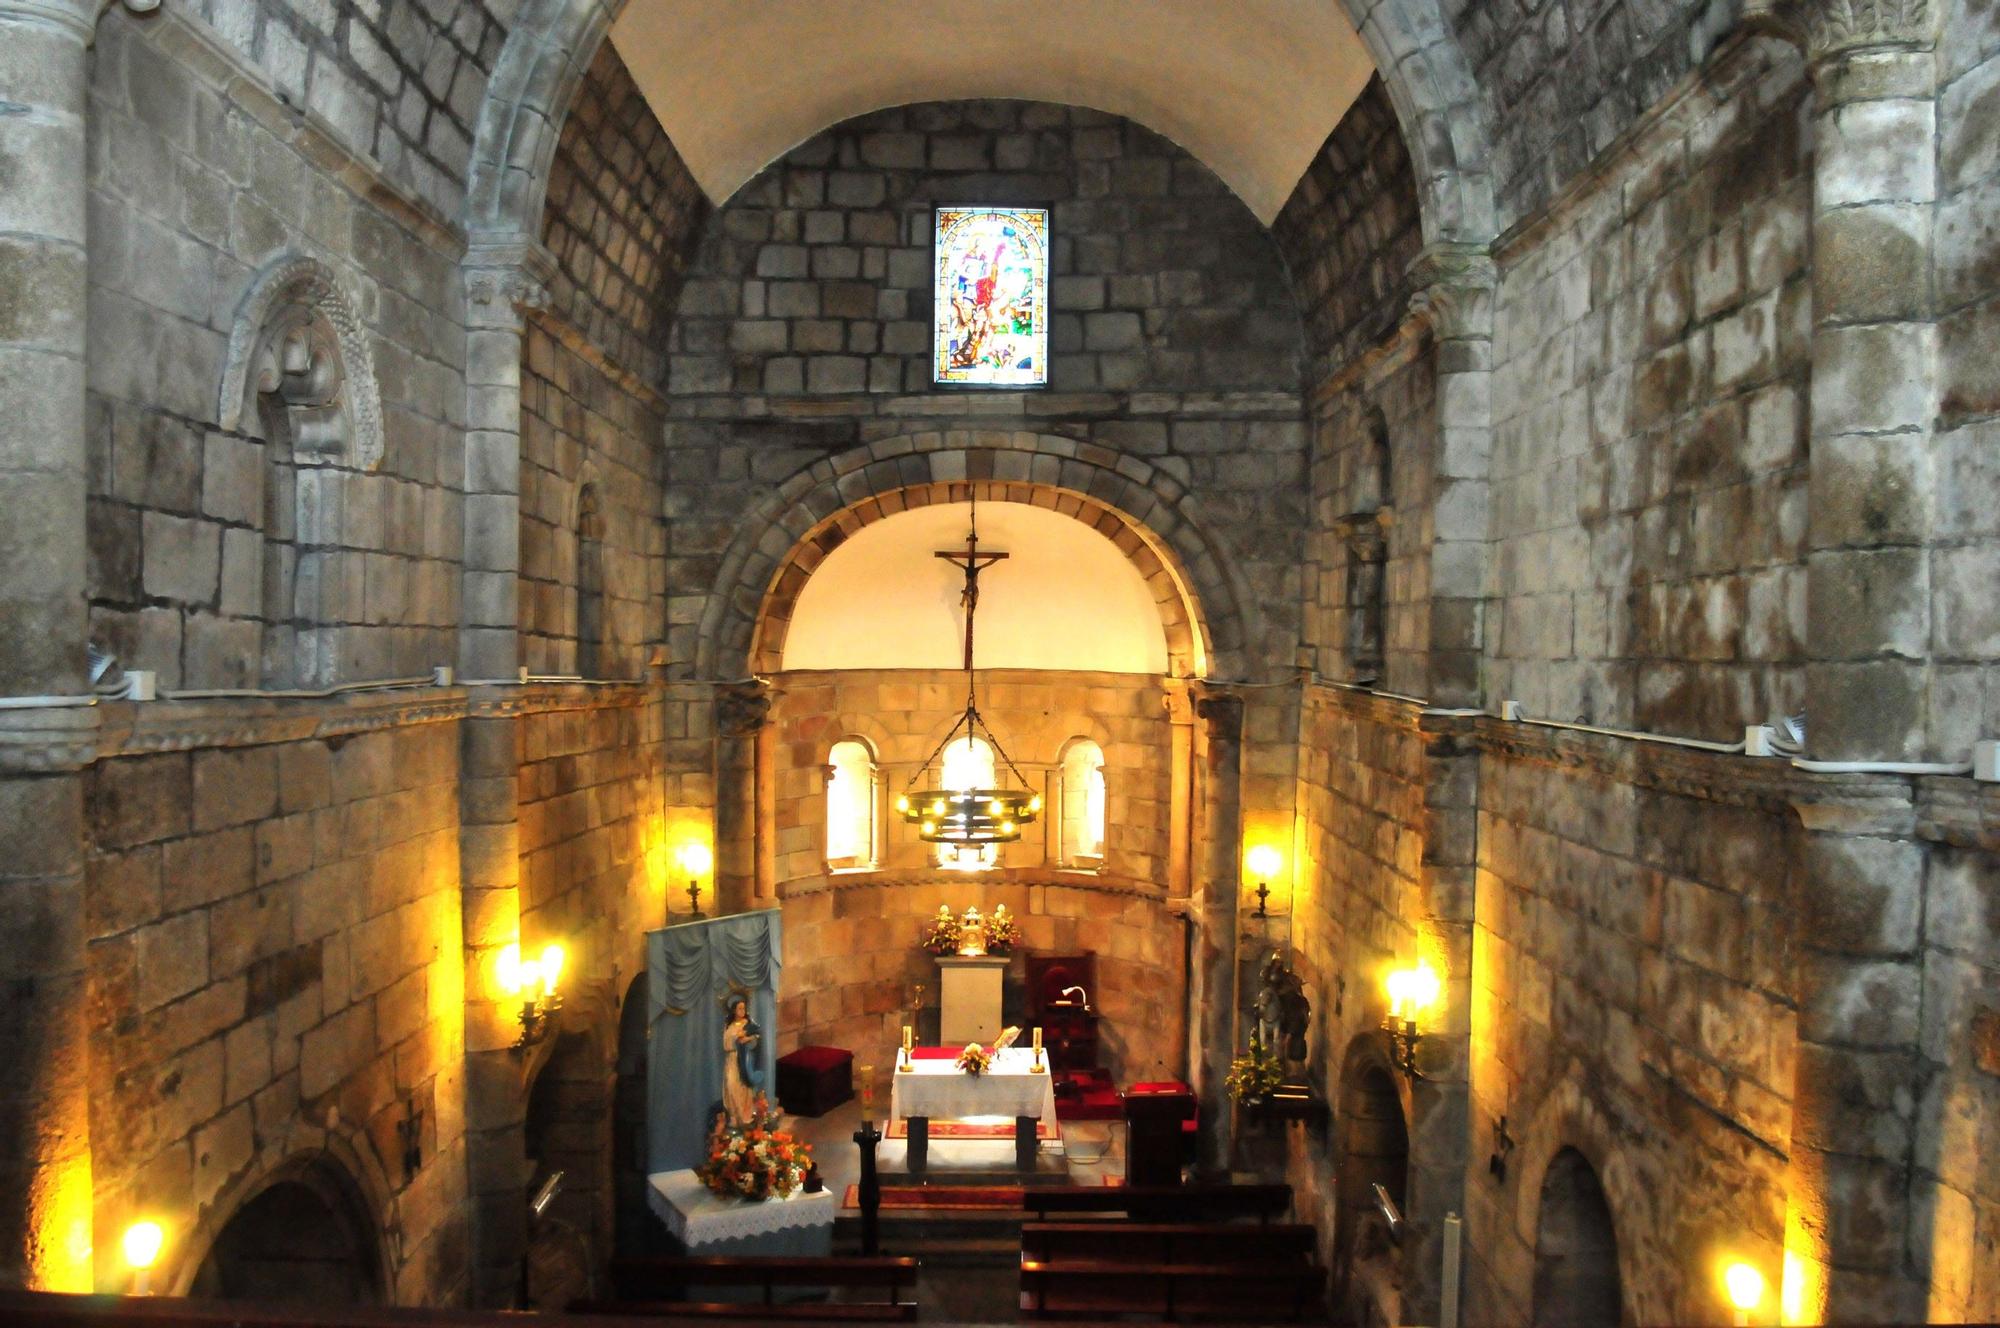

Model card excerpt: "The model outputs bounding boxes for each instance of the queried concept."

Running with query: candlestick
[859,1063,875,1124]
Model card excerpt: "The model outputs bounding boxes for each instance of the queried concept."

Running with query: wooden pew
[1021,1221,1316,1266]
[583,1255,921,1321]
[1021,1182,1293,1225]
[0,1289,659,1327]
[1018,1257,1325,1321]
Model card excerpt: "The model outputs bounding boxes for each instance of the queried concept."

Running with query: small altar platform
[647,1167,837,1257]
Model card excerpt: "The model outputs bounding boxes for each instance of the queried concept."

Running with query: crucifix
[935,504,1008,673]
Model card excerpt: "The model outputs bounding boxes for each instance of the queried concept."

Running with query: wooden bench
[1019,1257,1325,1321]
[1022,1221,1317,1266]
[582,1255,920,1321]
[0,1289,660,1327]
[1021,1183,1293,1225]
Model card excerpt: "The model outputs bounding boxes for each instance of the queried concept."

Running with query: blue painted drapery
[646,910,783,1173]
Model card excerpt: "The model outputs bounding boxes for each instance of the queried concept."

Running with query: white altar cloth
[646,1168,837,1249]
[890,1047,1060,1130]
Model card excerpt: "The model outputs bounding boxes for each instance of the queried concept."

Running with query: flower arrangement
[696,1095,813,1201]
[920,905,961,956]
[986,904,1020,955]
[1224,1031,1284,1104]
[955,1042,993,1075]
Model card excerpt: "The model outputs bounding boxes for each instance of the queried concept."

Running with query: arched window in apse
[825,739,878,870]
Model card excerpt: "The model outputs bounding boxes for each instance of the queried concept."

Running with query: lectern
[1123,1085,1196,1186]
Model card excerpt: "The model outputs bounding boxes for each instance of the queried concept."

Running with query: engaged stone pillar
[460,244,552,681]
[713,682,770,915]
[1190,689,1244,1174]
[1750,1,1943,760]
[1406,244,1496,708]
[459,702,526,1307]
[0,0,95,1291]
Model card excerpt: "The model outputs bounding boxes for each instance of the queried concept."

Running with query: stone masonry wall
[82,715,469,1300]
[1271,77,1426,383]
[1933,0,2000,754]
[1448,0,1731,228]
[539,42,709,391]
[666,99,1300,399]
[1485,41,1812,738]
[767,668,1184,1084]
[86,12,464,688]
[517,323,664,680]
[179,0,510,219]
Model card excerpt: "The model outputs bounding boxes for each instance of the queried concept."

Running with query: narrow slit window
[1059,739,1106,867]
[826,739,878,870]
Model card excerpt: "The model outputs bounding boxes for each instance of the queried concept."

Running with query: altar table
[890,1046,1060,1172]
[647,1168,836,1256]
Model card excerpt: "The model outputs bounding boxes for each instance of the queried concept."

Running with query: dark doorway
[614,972,667,1259]
[189,1163,382,1305]
[1334,1061,1409,1323]
[1531,1147,1624,1327]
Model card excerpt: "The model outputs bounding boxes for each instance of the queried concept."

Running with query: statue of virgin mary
[721,994,763,1125]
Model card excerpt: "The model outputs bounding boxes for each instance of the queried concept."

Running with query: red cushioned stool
[776,1045,853,1117]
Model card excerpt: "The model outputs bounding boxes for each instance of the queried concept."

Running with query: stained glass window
[933,206,1049,388]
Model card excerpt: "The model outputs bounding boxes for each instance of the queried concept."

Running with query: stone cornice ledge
[778,866,1170,902]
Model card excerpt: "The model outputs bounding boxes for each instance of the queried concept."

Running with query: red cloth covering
[909,1046,960,1060]
[778,1044,852,1072]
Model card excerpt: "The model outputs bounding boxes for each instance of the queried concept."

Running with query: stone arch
[703,434,1249,681]
[174,1140,394,1304]
[1510,1076,1660,1327]
[1332,1033,1413,1317]
[218,254,383,470]
[1531,1147,1625,1327]
[464,0,1494,250]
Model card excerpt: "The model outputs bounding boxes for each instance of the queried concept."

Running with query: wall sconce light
[1383,962,1440,1079]
[122,1220,164,1295]
[677,841,713,919]
[499,941,565,1051]
[1246,844,1283,917]
[1723,1260,1765,1327]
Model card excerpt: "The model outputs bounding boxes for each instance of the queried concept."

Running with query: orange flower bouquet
[955,1042,993,1075]
[696,1094,813,1201]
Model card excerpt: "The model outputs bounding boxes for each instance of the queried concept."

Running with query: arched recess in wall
[185,1154,389,1306]
[461,0,1495,259]
[711,437,1241,681]
[1333,1039,1412,1322]
[523,1028,611,1308]
[1530,1148,1625,1328]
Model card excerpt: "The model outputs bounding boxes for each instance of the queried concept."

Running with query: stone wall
[180,0,509,218]
[539,42,708,392]
[82,713,469,1300]
[516,324,664,680]
[1449,0,1730,226]
[86,11,465,689]
[1485,40,1812,738]
[1272,78,1426,382]
[765,668,1186,1083]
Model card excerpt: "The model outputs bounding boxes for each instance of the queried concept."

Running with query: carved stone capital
[2,0,96,38]
[462,238,556,331]
[1743,0,1938,64]
[1406,243,1497,342]
[1194,689,1244,738]
[716,682,772,738]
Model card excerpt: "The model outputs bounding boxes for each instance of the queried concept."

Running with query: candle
[1032,1026,1042,1053]
[859,1064,875,1121]
[902,1025,913,1053]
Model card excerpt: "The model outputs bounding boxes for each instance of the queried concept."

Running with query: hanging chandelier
[896,498,1041,848]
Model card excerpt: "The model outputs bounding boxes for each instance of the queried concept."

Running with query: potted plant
[1224,1031,1285,1118]
[695,1095,813,1201]
[986,905,1020,955]
[920,905,961,956]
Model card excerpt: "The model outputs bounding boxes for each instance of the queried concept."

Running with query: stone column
[460,243,552,682]
[1162,679,1195,899]
[1190,688,1243,1174]
[1749,0,1943,761]
[713,682,770,915]
[458,698,527,1307]
[1406,244,1497,708]
[0,0,95,1292]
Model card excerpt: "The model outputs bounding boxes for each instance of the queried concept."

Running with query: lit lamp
[122,1220,163,1295]
[677,842,713,919]
[499,941,566,1051]
[1723,1260,1765,1327]
[1383,962,1440,1079]
[1246,844,1283,917]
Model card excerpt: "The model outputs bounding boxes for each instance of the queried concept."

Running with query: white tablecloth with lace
[890,1046,1059,1129]
[647,1168,836,1252]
